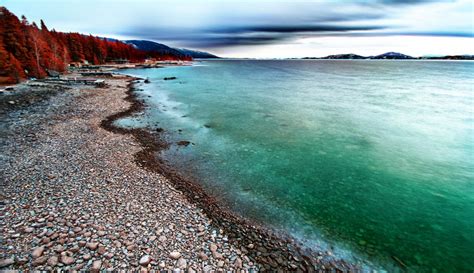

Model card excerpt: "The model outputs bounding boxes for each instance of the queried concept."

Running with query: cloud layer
[118,0,473,49]
[3,0,473,56]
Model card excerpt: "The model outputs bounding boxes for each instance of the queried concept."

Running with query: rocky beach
[0,71,357,271]
[1,1,472,271]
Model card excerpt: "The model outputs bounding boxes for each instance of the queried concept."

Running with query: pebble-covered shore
[0,75,359,271]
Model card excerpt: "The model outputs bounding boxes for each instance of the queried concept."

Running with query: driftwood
[80,72,114,77]
[37,78,106,87]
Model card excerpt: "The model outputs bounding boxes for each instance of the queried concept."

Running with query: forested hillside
[0,7,190,84]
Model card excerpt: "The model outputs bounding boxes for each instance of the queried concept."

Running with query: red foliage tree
[0,7,190,84]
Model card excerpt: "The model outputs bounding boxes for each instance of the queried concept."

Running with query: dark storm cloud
[193,24,385,47]
[120,28,290,47]
[184,36,287,47]
[111,0,470,49]
[115,0,394,48]
[122,20,472,48]
[122,24,386,48]
[213,25,385,34]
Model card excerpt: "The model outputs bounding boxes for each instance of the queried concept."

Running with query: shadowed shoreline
[0,72,363,271]
[100,75,362,271]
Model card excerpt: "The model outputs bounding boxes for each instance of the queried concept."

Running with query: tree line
[0,7,190,84]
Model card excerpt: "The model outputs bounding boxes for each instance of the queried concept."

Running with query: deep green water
[119,60,474,272]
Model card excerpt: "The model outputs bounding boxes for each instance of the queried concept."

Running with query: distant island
[302,52,474,60]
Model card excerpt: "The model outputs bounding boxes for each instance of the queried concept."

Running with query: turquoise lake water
[119,60,474,272]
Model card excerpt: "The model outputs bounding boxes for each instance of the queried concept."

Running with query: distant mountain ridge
[126,40,218,59]
[174,48,219,59]
[419,55,474,60]
[303,52,473,60]
[317,53,365,60]
[372,52,414,59]
[126,40,187,59]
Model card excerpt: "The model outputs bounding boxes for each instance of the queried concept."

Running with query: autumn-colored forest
[0,7,190,84]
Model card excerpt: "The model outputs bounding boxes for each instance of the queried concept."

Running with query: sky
[3,0,474,58]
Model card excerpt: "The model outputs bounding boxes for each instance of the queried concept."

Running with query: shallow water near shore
[119,60,474,272]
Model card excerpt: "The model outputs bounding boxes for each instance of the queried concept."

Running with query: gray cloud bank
[115,0,472,48]
[4,0,473,50]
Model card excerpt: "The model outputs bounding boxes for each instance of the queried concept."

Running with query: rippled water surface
[120,60,474,272]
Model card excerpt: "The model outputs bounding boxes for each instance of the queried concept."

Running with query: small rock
[61,255,75,265]
[97,246,106,255]
[177,258,187,269]
[54,245,64,253]
[70,245,80,253]
[32,256,48,266]
[0,258,14,268]
[177,140,191,146]
[169,251,181,260]
[16,257,28,265]
[198,252,208,261]
[47,256,59,267]
[257,246,268,253]
[92,260,102,270]
[24,227,35,233]
[212,251,223,260]
[86,242,99,250]
[234,257,243,268]
[32,246,45,258]
[139,255,152,266]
